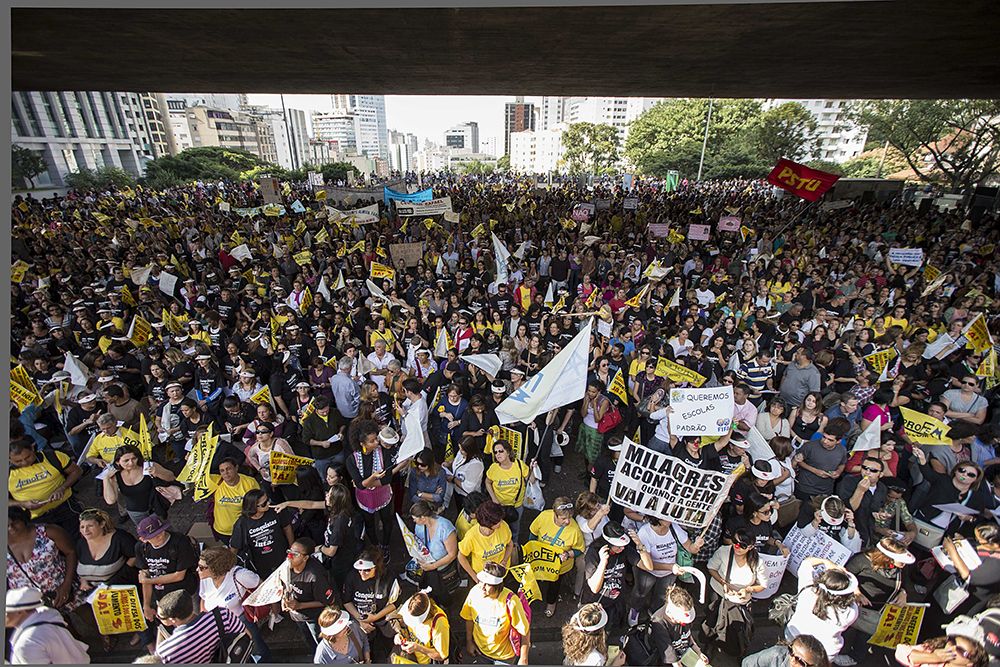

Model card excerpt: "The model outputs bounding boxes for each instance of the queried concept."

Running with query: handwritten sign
[668,387,734,437]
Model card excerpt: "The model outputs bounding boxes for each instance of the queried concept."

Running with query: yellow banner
[654,357,707,387]
[899,406,951,446]
[10,381,41,412]
[509,563,542,605]
[923,264,941,282]
[470,223,487,238]
[314,227,329,245]
[486,425,524,461]
[250,385,273,407]
[269,450,316,485]
[11,260,29,283]
[129,315,153,348]
[137,412,153,460]
[92,585,147,635]
[977,348,997,379]
[609,368,629,404]
[370,262,396,281]
[963,313,992,353]
[178,427,218,501]
[863,348,897,374]
[624,285,648,308]
[520,540,564,582]
[315,190,327,201]
[293,250,313,266]
[868,604,925,648]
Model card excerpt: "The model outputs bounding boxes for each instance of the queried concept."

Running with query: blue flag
[384,186,433,206]
[291,200,306,213]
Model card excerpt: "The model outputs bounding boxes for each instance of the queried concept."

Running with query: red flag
[766,158,840,202]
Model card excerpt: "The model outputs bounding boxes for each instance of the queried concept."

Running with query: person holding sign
[842,538,916,662]
[910,447,984,534]
[582,522,654,629]
[526,497,585,618]
[245,421,295,501]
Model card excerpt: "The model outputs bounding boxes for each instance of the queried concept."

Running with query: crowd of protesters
[6,170,1000,666]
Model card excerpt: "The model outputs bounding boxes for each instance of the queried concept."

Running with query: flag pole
[772,198,817,239]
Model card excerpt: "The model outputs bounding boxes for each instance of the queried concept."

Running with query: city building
[764,98,869,163]
[538,96,564,131]
[165,93,247,112]
[331,94,388,160]
[416,145,450,172]
[480,136,498,158]
[509,123,568,174]
[388,130,419,172]
[448,152,498,172]
[504,96,535,156]
[183,104,261,157]
[11,90,159,187]
[311,110,358,154]
[445,121,479,154]
[308,139,335,166]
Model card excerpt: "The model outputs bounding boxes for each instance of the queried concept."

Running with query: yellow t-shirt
[528,510,585,574]
[210,474,260,536]
[460,585,530,661]
[486,461,528,507]
[459,522,512,573]
[190,330,212,346]
[403,603,450,664]
[86,428,142,464]
[9,450,72,518]
[456,512,476,542]
[884,316,909,330]
[370,329,396,348]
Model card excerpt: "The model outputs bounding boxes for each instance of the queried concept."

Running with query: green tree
[804,160,845,176]
[847,99,1000,190]
[64,166,136,190]
[840,148,908,179]
[319,161,360,184]
[752,102,817,163]
[560,122,621,175]
[457,160,495,175]
[625,99,762,176]
[496,155,511,172]
[143,146,270,186]
[11,145,47,188]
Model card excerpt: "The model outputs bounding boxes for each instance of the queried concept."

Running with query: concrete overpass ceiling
[11,2,1000,98]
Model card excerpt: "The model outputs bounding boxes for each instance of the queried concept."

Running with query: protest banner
[243,563,288,607]
[521,540,565,582]
[486,425,525,461]
[384,186,433,206]
[863,348,897,375]
[687,224,711,241]
[127,315,153,347]
[370,262,396,281]
[783,524,852,573]
[868,604,926,648]
[962,313,993,353]
[249,385,274,408]
[899,406,952,445]
[752,552,790,600]
[11,260,30,283]
[718,216,741,232]
[668,386,734,436]
[888,248,925,267]
[624,197,639,210]
[820,199,853,212]
[648,223,670,237]
[496,320,592,425]
[610,438,735,529]
[158,271,178,296]
[178,427,218,501]
[92,585,147,635]
[654,357,708,387]
[595,198,611,210]
[923,264,942,282]
[397,514,435,565]
[509,563,542,605]
[259,177,281,204]
[395,196,453,217]
[571,208,590,222]
[767,158,841,202]
[293,250,313,266]
[307,171,324,187]
[389,242,424,268]
[269,451,315,485]
[262,204,286,217]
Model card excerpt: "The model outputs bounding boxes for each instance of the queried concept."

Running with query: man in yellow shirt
[84,413,143,468]
[458,501,513,583]
[206,457,259,545]
[8,439,83,539]
[461,562,531,664]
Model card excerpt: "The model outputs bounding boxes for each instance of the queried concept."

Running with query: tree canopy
[140,147,358,189]
[752,102,818,164]
[561,122,621,175]
[11,145,47,189]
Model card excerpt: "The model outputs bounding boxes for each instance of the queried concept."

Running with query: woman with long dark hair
[785,557,860,661]
[341,545,401,662]
[702,527,767,658]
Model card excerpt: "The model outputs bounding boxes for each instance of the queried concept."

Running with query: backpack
[211,608,254,664]
[768,592,800,629]
[620,622,658,666]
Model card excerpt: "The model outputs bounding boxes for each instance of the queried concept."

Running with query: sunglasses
[956,470,979,479]
[948,640,972,660]
[861,466,882,474]
[287,549,305,557]
[257,430,272,435]
[962,381,978,386]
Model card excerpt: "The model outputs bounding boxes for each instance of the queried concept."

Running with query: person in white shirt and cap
[4,587,91,665]
[314,607,371,664]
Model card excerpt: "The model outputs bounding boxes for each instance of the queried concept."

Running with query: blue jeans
[240,612,271,662]
[19,404,48,449]
[647,436,671,455]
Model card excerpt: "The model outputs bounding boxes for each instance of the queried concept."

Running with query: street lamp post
[697,98,714,182]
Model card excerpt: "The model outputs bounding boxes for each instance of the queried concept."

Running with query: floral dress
[7,525,87,611]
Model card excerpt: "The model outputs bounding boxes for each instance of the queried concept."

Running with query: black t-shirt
[590,454,617,500]
[134,531,199,602]
[581,537,640,607]
[649,605,695,664]
[76,529,138,586]
[341,571,399,620]
[230,509,293,576]
[722,516,775,550]
[324,512,365,574]
[670,441,722,472]
[283,558,337,621]
[67,404,103,443]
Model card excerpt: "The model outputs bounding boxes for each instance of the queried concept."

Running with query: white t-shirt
[785,561,859,657]
[451,452,485,496]
[638,523,689,578]
[576,515,609,549]
[706,545,768,603]
[199,567,261,618]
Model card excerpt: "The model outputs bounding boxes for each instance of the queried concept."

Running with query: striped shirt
[156,608,244,664]
[737,360,774,394]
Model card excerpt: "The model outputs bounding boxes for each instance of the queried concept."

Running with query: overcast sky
[247,94,532,153]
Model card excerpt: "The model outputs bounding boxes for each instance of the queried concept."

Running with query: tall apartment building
[165,93,247,112]
[11,90,161,187]
[388,130,419,172]
[445,122,479,154]
[504,97,535,156]
[330,94,388,160]
[538,96,564,131]
[311,110,358,154]
[480,137,498,158]
[183,105,261,157]
[509,123,568,174]
[308,139,335,166]
[540,96,664,146]
[764,99,868,163]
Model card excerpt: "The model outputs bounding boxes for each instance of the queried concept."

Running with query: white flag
[513,241,530,260]
[334,270,346,291]
[543,282,554,307]
[357,354,375,376]
[230,244,253,262]
[396,408,427,463]
[64,352,90,387]
[851,417,882,455]
[492,232,511,284]
[669,287,681,309]
[130,265,153,287]
[158,271,178,296]
[434,328,450,358]
[316,277,331,301]
[366,279,388,303]
[462,354,503,378]
[495,319,593,425]
[396,514,434,565]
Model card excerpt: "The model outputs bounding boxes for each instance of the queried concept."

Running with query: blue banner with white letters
[384,186,434,206]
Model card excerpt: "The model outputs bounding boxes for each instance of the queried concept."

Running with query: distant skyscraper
[330,94,388,160]
[504,97,536,156]
[480,137,498,157]
[539,96,564,131]
[444,122,479,153]
[311,110,358,154]
[763,98,868,163]
[388,129,418,172]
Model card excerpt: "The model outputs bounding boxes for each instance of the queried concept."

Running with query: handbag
[913,518,946,550]
[671,525,695,583]
[621,622,658,666]
[233,570,271,624]
[932,574,970,613]
[598,399,622,434]
[523,462,545,511]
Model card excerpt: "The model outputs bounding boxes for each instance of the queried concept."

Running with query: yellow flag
[667,229,685,244]
[129,315,153,347]
[299,286,313,315]
[503,202,515,212]
[120,286,136,307]
[137,412,153,460]
[293,250,313,266]
[609,369,628,404]
[624,285,649,308]
[923,264,941,282]
[314,227,329,245]
[375,239,387,259]
[740,225,754,241]
[11,260,29,284]
[336,244,347,259]
[977,348,996,379]
[92,211,111,224]
[370,262,395,281]
[250,385,274,408]
[899,406,951,446]
[864,348,897,375]
[962,313,992,353]
[509,563,542,605]
[470,223,487,238]
[294,220,307,236]
[585,287,599,308]
[550,295,566,312]
[315,190,327,201]
[348,240,366,254]
[654,357,708,387]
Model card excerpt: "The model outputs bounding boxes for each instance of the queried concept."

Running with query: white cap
[353,558,376,570]
[319,609,352,637]
[5,587,44,611]
[78,393,98,403]
[751,459,782,481]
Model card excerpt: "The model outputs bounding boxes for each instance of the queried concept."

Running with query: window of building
[11,97,29,136]
[825,101,834,108]
[40,94,63,137]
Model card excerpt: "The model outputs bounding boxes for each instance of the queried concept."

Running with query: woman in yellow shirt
[485,440,532,540]
[527,497,585,618]
[392,590,449,664]
[458,501,513,583]
[207,458,260,544]
[461,562,531,665]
